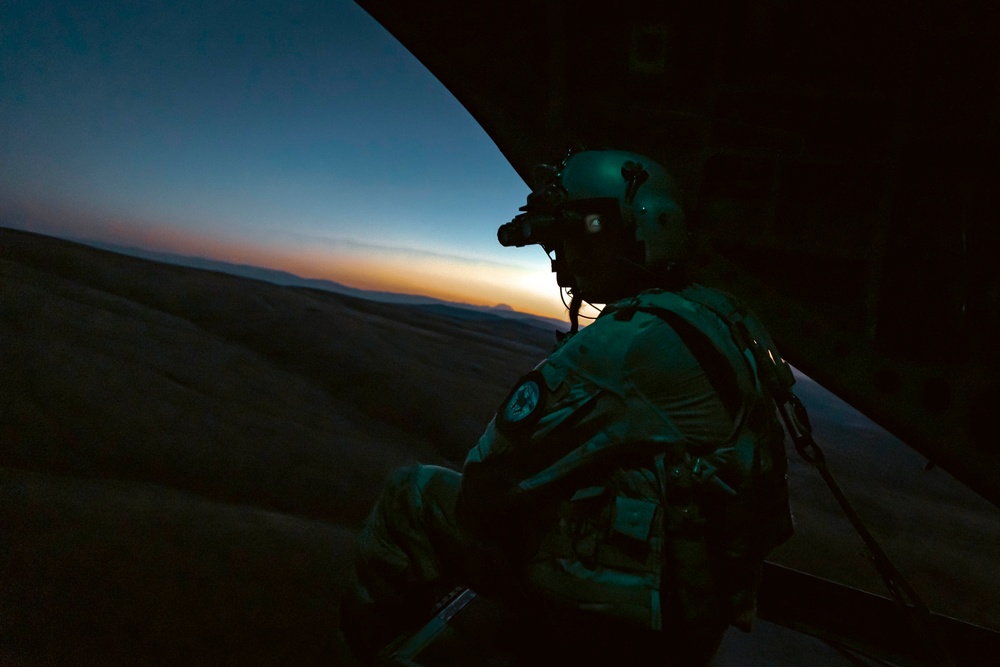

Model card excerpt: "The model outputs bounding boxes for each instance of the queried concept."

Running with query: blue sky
[0,0,570,317]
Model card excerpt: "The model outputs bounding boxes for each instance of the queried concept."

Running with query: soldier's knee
[384,464,424,494]
[385,463,459,500]
[377,464,460,520]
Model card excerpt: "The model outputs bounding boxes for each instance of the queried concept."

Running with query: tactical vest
[514,286,795,635]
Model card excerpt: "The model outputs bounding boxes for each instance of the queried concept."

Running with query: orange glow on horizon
[227,246,569,321]
[3,201,569,321]
[271,248,568,320]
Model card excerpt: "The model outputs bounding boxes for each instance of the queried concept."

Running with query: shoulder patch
[496,371,546,433]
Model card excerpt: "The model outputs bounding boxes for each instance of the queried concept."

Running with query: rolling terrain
[1,226,553,665]
[1,226,996,665]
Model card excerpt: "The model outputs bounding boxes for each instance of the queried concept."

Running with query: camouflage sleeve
[455,358,609,543]
[454,310,699,541]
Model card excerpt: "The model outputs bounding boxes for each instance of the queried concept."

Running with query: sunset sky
[0,0,570,319]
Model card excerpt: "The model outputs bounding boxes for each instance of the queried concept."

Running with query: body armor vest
[459,286,795,634]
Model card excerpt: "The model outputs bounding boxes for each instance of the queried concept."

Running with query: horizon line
[0,223,572,327]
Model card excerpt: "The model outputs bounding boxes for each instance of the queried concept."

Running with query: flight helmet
[499,148,688,302]
[556,148,687,269]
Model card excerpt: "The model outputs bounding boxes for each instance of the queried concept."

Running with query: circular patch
[497,371,546,432]
[505,379,540,423]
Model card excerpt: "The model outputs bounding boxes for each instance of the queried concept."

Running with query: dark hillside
[1,225,996,665]
[1,226,556,519]
[0,226,555,665]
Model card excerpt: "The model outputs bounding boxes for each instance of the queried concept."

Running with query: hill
[75,239,568,330]
[1,225,996,665]
[0,226,555,665]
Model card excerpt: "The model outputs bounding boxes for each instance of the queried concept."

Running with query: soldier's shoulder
[640,284,757,320]
[619,284,739,314]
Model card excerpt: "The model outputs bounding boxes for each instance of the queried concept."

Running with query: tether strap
[622,296,955,664]
[778,399,957,667]
[606,295,955,663]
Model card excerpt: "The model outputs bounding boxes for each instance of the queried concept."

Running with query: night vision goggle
[497,211,580,248]
[497,198,621,249]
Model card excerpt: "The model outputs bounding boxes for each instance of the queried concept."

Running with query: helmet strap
[568,291,583,334]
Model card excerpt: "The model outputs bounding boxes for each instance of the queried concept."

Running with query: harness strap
[660,294,957,665]
[780,411,958,667]
[604,303,745,421]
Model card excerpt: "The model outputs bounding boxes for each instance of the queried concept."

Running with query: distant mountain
[79,239,568,331]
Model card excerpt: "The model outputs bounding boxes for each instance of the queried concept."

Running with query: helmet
[554,149,687,269]
[499,148,688,303]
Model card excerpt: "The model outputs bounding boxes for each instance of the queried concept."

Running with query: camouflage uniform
[341,285,794,663]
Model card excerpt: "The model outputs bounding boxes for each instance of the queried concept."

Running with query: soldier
[339,148,795,665]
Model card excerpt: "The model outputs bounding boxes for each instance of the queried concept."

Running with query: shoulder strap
[615,304,745,421]
[673,286,796,401]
